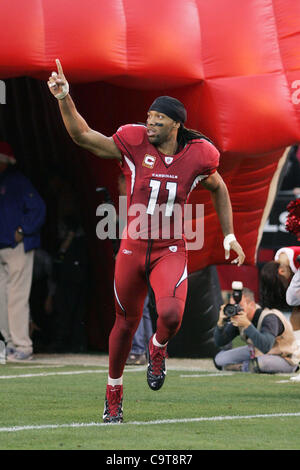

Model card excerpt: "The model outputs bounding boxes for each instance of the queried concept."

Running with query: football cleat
[147,336,167,391]
[103,385,123,423]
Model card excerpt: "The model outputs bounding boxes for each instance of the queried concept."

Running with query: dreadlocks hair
[177,124,214,147]
[259,261,290,310]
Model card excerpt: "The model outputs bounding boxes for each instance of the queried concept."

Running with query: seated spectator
[214,287,300,374]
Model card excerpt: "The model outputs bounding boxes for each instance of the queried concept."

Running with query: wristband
[55,81,69,100]
[223,233,236,250]
[51,72,69,100]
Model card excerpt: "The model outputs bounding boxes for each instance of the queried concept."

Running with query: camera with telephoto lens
[223,281,243,320]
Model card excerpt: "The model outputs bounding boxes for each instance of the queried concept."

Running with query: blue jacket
[0,167,46,252]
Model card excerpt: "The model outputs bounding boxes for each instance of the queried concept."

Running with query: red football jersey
[112,124,219,240]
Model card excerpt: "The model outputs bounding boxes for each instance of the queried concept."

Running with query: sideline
[1,412,300,433]
[0,368,143,379]
[0,366,219,379]
[180,373,234,377]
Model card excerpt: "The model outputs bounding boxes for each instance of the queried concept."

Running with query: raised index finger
[56,59,64,76]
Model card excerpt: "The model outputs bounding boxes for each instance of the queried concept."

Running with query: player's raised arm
[47,59,121,161]
[201,171,245,266]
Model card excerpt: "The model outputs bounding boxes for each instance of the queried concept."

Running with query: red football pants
[109,237,187,378]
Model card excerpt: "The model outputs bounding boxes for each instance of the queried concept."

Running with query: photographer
[214,287,300,373]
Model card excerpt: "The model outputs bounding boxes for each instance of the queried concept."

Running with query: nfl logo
[165,157,173,164]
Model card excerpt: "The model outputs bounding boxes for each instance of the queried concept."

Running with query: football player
[48,60,245,423]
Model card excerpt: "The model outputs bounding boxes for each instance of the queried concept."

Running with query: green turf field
[1,357,300,451]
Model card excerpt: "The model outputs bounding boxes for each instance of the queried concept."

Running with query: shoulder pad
[116,124,147,146]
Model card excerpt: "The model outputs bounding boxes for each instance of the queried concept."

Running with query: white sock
[152,333,168,348]
[108,375,123,386]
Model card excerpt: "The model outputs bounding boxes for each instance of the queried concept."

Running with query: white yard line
[1,412,300,433]
[7,365,66,369]
[180,373,234,378]
[0,370,107,379]
[1,367,294,381]
[0,366,221,380]
[0,367,147,379]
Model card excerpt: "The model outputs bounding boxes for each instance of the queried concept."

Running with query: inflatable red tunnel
[1,0,300,266]
[0,0,300,348]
